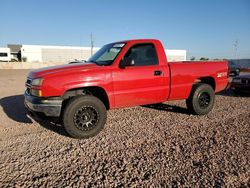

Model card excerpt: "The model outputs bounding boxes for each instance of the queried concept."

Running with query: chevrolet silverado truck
[24,39,229,138]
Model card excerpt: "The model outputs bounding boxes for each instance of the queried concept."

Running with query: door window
[124,44,158,66]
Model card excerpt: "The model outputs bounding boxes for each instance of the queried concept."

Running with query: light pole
[233,39,238,59]
[90,33,94,56]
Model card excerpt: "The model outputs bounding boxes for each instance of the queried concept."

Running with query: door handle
[154,70,162,76]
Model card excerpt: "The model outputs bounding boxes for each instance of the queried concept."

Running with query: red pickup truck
[24,39,229,138]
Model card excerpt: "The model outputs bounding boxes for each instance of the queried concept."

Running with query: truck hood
[28,62,99,78]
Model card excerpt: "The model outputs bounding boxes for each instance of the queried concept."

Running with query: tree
[190,56,196,61]
[200,57,209,61]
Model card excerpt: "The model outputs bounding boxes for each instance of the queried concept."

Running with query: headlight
[232,78,241,83]
[30,89,42,96]
[31,78,44,86]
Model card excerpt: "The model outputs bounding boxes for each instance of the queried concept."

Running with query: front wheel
[63,95,107,139]
[186,83,215,115]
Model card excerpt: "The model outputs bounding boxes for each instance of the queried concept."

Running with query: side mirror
[119,57,135,69]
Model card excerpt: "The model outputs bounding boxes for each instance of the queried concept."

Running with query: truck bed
[168,60,229,100]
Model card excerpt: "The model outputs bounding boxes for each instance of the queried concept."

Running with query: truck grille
[241,79,249,84]
[25,78,32,95]
[26,78,32,87]
[26,78,32,85]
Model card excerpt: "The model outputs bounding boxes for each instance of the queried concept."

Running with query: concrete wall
[0,62,65,69]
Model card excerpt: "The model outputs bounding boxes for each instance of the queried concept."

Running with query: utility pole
[90,33,94,56]
[233,39,238,59]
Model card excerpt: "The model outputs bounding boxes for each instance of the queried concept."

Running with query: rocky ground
[0,70,249,187]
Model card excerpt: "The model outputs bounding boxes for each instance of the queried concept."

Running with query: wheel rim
[73,106,99,131]
[198,92,211,109]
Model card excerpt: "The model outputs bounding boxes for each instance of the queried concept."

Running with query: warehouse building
[6,44,186,63]
[165,49,186,62]
[8,44,99,62]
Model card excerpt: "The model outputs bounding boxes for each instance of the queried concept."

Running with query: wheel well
[62,86,110,110]
[195,77,216,90]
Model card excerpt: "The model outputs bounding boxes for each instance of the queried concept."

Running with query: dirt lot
[0,70,249,187]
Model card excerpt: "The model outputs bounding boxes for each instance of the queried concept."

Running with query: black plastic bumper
[24,91,63,117]
[231,83,250,94]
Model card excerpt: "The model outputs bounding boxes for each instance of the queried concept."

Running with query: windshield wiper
[89,60,103,66]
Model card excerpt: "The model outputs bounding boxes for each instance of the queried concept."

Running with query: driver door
[112,43,169,108]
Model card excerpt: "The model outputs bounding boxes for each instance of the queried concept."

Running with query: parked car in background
[0,48,11,62]
[228,61,240,76]
[231,74,250,94]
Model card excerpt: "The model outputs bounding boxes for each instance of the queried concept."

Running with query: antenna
[233,39,238,59]
[90,33,94,56]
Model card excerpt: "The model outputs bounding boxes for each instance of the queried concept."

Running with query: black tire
[63,95,107,139]
[186,83,215,115]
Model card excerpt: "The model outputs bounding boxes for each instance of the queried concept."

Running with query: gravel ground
[0,70,249,187]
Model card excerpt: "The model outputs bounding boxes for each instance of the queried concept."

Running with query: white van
[0,48,11,62]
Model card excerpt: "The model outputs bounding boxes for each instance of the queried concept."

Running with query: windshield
[88,43,125,65]
[229,61,236,67]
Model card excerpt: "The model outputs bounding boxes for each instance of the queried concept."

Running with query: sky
[0,0,249,59]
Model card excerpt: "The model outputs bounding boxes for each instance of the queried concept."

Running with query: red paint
[28,39,229,109]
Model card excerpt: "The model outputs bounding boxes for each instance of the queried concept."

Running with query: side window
[0,53,8,57]
[124,44,158,66]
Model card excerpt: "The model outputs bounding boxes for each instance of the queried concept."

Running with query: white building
[0,48,11,62]
[7,44,187,63]
[19,45,100,62]
[165,49,187,62]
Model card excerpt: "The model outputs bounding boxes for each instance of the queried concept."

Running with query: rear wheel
[63,95,107,139]
[186,83,215,115]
